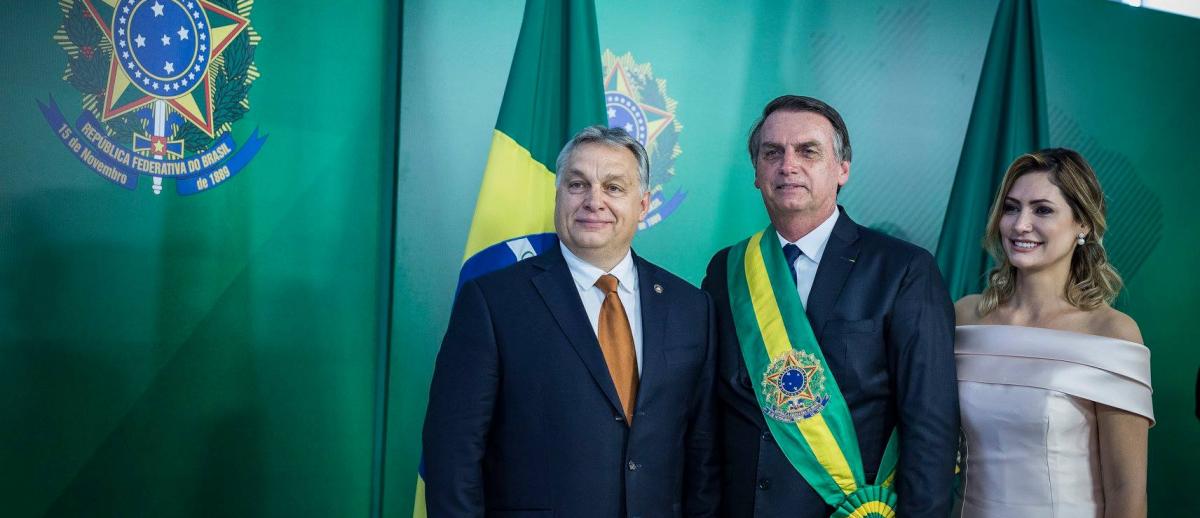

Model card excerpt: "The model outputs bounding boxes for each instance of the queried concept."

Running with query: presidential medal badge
[39,0,266,196]
[602,50,685,229]
[761,349,830,422]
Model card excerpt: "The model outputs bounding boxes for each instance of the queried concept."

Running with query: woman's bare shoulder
[1087,306,1144,345]
[955,294,984,325]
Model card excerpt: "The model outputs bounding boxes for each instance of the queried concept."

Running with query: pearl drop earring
[1076,232,1086,246]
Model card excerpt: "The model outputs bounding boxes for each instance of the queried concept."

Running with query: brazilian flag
[453,0,607,289]
[412,0,605,515]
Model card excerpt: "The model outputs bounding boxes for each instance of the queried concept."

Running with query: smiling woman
[953,148,1152,518]
[978,149,1122,314]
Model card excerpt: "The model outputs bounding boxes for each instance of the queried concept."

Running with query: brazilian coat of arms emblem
[602,50,685,229]
[39,0,265,195]
[761,349,831,423]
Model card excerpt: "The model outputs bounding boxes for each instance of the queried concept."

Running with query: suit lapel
[529,248,626,417]
[632,253,667,418]
[806,208,861,339]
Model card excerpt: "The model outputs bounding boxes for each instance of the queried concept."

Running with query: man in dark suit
[423,126,719,517]
[701,96,957,517]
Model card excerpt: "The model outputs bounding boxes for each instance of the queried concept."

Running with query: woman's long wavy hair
[978,148,1123,315]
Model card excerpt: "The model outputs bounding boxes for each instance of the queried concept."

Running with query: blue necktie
[783,244,803,288]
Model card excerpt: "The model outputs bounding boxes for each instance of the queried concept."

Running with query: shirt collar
[776,208,840,264]
[560,242,637,294]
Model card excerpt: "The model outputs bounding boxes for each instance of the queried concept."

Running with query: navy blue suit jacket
[701,209,957,517]
[423,246,719,518]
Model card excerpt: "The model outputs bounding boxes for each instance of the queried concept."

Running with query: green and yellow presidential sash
[727,226,900,518]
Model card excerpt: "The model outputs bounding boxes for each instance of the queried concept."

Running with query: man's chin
[767,201,813,215]
[563,232,611,249]
[766,192,810,206]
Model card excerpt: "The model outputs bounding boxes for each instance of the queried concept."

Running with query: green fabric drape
[935,0,1049,299]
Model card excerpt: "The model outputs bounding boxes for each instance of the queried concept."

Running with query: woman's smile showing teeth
[1010,239,1042,251]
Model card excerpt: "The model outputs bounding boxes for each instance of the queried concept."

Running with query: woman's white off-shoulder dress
[955,325,1154,518]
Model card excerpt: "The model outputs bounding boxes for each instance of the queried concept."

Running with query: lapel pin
[653,284,664,294]
[845,257,856,263]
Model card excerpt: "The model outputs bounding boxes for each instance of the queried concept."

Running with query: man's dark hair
[746,95,852,164]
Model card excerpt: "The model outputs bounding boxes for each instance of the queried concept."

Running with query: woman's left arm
[1097,403,1150,518]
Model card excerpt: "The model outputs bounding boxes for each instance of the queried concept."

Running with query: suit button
[758,478,771,490]
[761,430,772,441]
[614,415,624,422]
[628,460,638,471]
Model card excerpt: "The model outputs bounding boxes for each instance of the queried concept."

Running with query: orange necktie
[595,274,638,423]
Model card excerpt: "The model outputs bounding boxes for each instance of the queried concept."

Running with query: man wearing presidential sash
[424,126,719,517]
[701,96,958,517]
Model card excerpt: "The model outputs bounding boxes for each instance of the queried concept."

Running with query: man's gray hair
[555,125,650,192]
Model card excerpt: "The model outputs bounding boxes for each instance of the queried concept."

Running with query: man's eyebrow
[760,140,822,149]
[600,171,632,183]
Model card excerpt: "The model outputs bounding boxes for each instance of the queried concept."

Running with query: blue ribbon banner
[38,95,267,195]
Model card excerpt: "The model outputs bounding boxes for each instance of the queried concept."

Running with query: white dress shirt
[776,209,840,307]
[560,243,643,374]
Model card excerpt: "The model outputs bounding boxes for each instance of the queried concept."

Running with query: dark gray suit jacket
[424,246,719,517]
[702,208,958,517]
